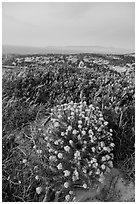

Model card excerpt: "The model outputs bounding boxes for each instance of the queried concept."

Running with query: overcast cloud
[2,2,135,50]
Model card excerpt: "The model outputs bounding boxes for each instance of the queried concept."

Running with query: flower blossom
[105,155,110,160]
[101,164,106,170]
[82,130,86,135]
[58,153,63,159]
[78,124,82,129]
[72,129,77,135]
[61,132,65,136]
[64,146,70,152]
[98,174,105,183]
[104,121,108,126]
[49,155,57,161]
[110,143,115,147]
[102,156,106,161]
[69,140,73,145]
[37,149,42,154]
[54,122,60,127]
[78,120,82,124]
[74,150,81,159]
[22,159,27,164]
[68,126,72,131]
[54,140,59,145]
[92,147,96,152]
[69,191,73,195]
[64,170,70,177]
[100,141,105,147]
[35,175,39,180]
[83,183,87,189]
[89,129,94,135]
[57,163,63,170]
[58,114,62,119]
[65,194,70,201]
[64,182,69,188]
[36,186,42,194]
[108,160,113,168]
[71,112,75,116]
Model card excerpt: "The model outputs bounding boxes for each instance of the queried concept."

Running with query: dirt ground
[73,168,135,202]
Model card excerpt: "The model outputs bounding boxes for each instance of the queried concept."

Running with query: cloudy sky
[2,2,135,50]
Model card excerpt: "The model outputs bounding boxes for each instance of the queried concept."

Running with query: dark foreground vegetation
[2,54,135,201]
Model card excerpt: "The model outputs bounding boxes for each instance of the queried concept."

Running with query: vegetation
[2,56,135,201]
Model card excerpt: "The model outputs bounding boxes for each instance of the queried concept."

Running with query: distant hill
[2,45,134,55]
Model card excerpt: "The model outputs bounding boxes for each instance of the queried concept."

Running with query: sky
[2,2,135,50]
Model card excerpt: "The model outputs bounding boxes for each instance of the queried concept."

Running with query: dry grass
[2,60,135,201]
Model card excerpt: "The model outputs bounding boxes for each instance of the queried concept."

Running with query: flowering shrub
[43,101,115,201]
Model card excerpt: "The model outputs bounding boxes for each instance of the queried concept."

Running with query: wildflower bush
[42,101,114,201]
[3,101,115,201]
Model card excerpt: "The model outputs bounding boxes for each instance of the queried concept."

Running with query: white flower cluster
[45,101,115,201]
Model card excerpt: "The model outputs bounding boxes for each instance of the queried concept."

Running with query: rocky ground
[73,168,135,202]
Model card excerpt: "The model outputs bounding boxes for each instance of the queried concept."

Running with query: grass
[2,60,135,201]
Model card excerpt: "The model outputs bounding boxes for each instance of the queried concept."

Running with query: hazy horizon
[2,44,134,55]
[2,2,135,50]
[2,44,135,50]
